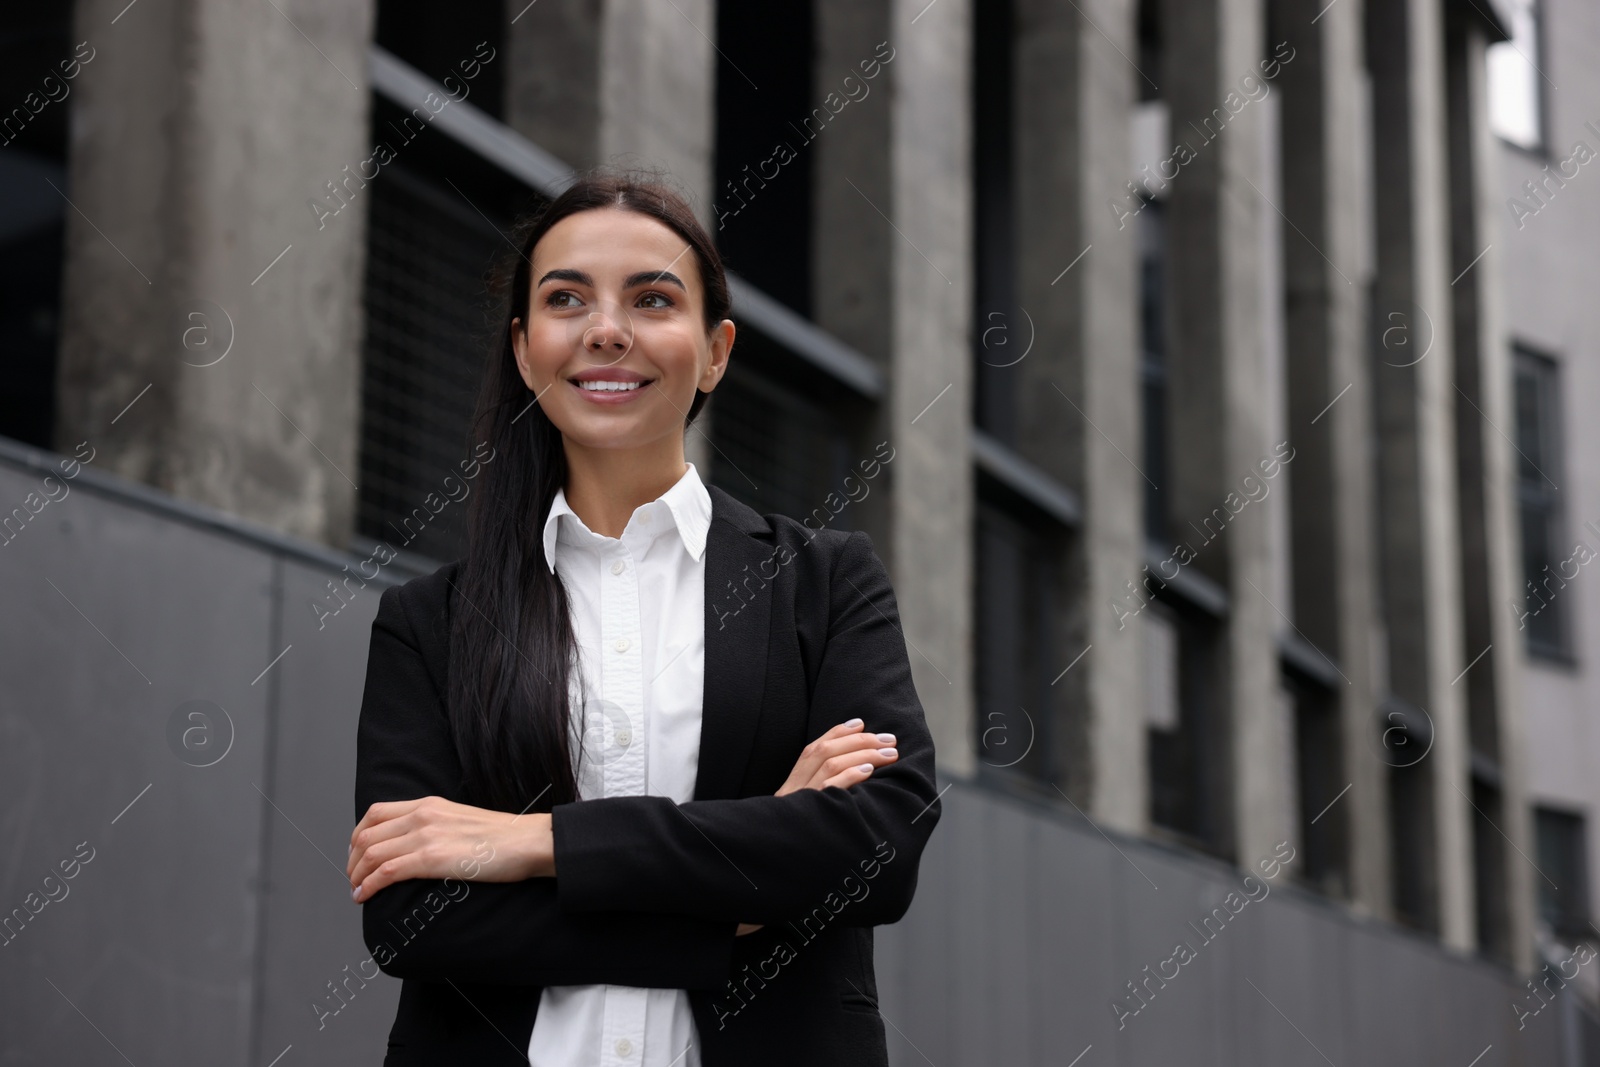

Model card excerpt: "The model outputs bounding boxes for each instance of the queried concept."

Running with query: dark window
[1513,346,1568,659]
[0,9,75,450]
[1389,759,1438,933]
[375,0,505,120]
[1536,807,1591,940]
[1472,773,1511,962]
[355,69,536,562]
[706,357,854,527]
[1139,197,1169,541]
[971,0,1017,442]
[1137,0,1161,104]
[1146,602,1226,853]
[974,490,1062,783]
[1288,678,1348,897]
[713,0,814,316]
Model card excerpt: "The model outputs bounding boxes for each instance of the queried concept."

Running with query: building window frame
[1486,0,1546,154]
[1512,344,1572,662]
[1535,805,1592,942]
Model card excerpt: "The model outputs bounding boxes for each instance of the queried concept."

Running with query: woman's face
[511,207,733,453]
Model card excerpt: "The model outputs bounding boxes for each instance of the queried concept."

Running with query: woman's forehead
[533,208,698,278]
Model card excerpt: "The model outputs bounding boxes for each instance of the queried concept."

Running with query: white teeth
[576,379,647,392]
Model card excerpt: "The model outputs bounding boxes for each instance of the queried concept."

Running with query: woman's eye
[545,291,580,308]
[637,291,673,309]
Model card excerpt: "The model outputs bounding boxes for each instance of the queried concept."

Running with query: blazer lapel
[694,485,774,801]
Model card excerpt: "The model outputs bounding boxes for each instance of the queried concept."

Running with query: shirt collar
[541,461,712,572]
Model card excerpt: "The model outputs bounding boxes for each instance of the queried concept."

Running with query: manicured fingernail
[878,748,897,757]
[876,733,895,744]
[351,885,361,901]
[857,763,874,772]
[844,718,863,728]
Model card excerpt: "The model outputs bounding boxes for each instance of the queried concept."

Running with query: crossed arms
[351,530,941,988]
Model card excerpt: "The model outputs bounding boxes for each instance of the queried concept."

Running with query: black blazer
[354,483,942,1066]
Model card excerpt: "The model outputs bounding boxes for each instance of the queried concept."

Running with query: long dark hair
[447,170,730,813]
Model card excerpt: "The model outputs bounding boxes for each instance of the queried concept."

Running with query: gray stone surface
[1495,0,1600,975]
[877,779,1566,1066]
[886,0,976,784]
[1012,0,1146,833]
[55,0,376,550]
[0,413,1572,1065]
[1368,0,1477,951]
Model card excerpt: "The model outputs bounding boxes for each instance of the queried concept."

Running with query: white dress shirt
[527,461,711,1067]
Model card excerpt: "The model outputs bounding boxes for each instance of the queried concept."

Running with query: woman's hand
[347,796,555,903]
[730,721,897,937]
[774,718,899,797]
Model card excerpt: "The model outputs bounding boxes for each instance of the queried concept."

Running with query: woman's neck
[561,440,689,539]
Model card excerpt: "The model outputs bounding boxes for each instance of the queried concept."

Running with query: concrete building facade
[1,0,1597,1062]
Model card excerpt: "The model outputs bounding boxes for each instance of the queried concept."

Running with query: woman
[345,171,941,1066]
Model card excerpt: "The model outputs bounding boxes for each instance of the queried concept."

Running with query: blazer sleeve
[551,529,943,928]
[354,581,739,988]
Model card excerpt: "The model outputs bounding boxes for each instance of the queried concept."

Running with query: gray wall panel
[948,781,994,1064]
[980,792,1033,1061]
[877,776,958,1060]
[0,462,275,1065]
[253,559,395,1065]
[883,779,1565,1066]
[1029,810,1120,1066]
[0,450,1572,1066]
[1114,854,1232,1064]
[1229,890,1347,1066]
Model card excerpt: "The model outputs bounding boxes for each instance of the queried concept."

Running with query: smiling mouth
[573,378,654,393]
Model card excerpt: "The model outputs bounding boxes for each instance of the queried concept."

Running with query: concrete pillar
[55,0,376,548]
[1273,0,1392,920]
[1446,9,1535,973]
[886,0,974,779]
[1367,0,1476,950]
[812,0,894,365]
[504,0,717,474]
[1011,0,1144,831]
[1158,0,1291,865]
[812,0,895,545]
[504,0,714,221]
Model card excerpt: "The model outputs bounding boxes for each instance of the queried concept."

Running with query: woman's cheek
[637,324,705,388]
[521,324,572,382]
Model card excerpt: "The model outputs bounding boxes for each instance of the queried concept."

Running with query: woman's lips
[569,378,656,404]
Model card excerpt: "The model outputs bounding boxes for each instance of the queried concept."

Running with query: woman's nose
[582,307,632,353]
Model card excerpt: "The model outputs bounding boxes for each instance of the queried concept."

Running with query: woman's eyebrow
[536,268,593,287]
[623,270,686,291]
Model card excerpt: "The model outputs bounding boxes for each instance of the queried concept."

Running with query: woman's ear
[700,319,735,393]
[510,317,533,388]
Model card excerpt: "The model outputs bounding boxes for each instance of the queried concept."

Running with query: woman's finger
[803,719,866,755]
[794,733,894,788]
[820,745,896,779]
[348,798,428,869]
[773,720,881,797]
[353,850,415,902]
[815,731,895,764]
[820,762,877,790]
[349,835,401,896]
[815,748,895,789]
[346,810,418,880]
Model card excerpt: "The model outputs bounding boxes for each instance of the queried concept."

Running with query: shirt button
[615,1037,632,1057]
[614,637,630,652]
[615,728,631,745]
[611,559,626,575]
